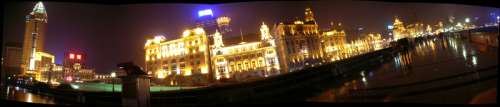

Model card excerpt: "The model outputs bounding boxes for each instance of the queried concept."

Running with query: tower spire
[33,1,46,14]
[213,30,224,48]
[260,22,271,40]
[304,7,315,23]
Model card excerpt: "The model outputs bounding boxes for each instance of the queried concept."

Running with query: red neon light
[69,53,75,59]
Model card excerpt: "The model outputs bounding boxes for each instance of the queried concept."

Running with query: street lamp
[496,16,499,23]
[111,72,116,92]
[465,18,470,23]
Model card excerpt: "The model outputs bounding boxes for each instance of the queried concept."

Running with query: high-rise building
[22,1,48,76]
[274,7,323,72]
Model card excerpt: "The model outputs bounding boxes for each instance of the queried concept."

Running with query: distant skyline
[4,1,499,73]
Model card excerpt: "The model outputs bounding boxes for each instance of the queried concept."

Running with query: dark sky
[3,1,499,74]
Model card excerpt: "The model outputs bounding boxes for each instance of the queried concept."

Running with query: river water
[308,32,498,103]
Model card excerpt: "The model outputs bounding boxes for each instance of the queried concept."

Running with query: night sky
[3,1,499,74]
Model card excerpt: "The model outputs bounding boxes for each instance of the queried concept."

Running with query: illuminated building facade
[426,24,433,35]
[63,51,86,68]
[34,52,55,70]
[38,63,95,83]
[435,21,444,34]
[145,8,353,85]
[212,23,281,81]
[320,27,347,61]
[22,2,48,76]
[392,17,408,41]
[145,27,211,86]
[406,23,425,37]
[39,64,63,84]
[59,50,95,83]
[94,74,112,80]
[31,51,55,81]
[365,33,383,51]
[2,42,24,77]
[274,8,323,72]
[74,68,95,82]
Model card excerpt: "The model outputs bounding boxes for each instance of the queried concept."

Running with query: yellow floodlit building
[433,21,445,35]
[366,33,383,51]
[274,8,324,72]
[406,23,425,38]
[32,51,55,81]
[145,7,349,86]
[392,17,408,41]
[145,23,281,85]
[22,2,48,77]
[212,22,281,81]
[321,28,347,61]
[145,27,211,86]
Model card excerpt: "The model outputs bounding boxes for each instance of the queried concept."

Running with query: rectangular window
[180,63,185,68]
[237,63,242,71]
[245,62,249,70]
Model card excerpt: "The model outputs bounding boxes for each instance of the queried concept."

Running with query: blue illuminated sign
[387,25,394,30]
[198,9,213,17]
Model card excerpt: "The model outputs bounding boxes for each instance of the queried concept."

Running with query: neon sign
[198,9,213,17]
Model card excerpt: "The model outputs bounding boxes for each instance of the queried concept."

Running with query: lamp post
[111,72,116,93]
[496,16,499,24]
[465,17,470,29]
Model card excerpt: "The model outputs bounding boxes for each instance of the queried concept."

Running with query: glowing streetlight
[465,18,470,23]
[111,72,116,77]
[111,72,116,92]
[497,16,499,23]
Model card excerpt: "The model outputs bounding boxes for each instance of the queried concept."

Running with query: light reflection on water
[472,56,477,66]
[309,33,497,103]
[2,86,56,104]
